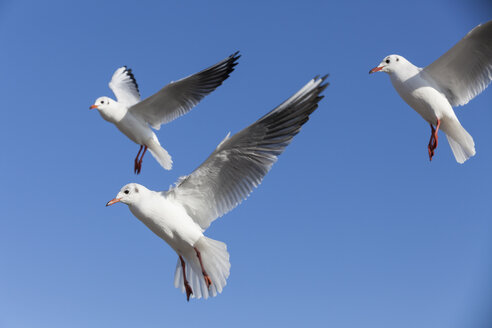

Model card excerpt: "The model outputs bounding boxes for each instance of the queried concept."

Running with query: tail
[441,117,476,164]
[146,138,173,170]
[174,236,230,300]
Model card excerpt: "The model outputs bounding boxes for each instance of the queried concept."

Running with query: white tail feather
[146,138,173,170]
[441,118,476,164]
[174,236,230,299]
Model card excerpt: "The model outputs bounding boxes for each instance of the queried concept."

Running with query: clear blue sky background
[1,1,491,327]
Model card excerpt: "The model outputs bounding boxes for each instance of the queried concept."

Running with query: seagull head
[90,96,114,110]
[369,54,406,74]
[106,183,145,206]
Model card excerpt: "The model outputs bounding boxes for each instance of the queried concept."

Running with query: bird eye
[124,190,129,194]
[396,57,399,62]
[385,59,390,64]
[100,100,104,104]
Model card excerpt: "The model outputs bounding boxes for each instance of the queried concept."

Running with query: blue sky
[1,1,491,327]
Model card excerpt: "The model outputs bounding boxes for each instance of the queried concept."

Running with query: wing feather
[424,20,492,107]
[165,76,329,230]
[108,66,141,107]
[130,52,240,129]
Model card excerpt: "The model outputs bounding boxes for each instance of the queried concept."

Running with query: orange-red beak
[89,104,98,110]
[369,66,383,74]
[106,198,121,206]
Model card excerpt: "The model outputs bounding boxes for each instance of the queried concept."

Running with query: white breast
[129,193,203,252]
[115,112,155,145]
[390,70,453,123]
[98,102,154,145]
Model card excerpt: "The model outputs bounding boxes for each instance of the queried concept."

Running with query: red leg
[428,124,435,160]
[427,119,441,162]
[134,145,143,174]
[194,247,212,289]
[136,145,148,175]
[179,255,193,301]
[433,119,441,150]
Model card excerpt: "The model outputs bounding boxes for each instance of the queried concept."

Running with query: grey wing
[130,52,240,130]
[108,66,141,107]
[424,20,492,107]
[165,75,329,230]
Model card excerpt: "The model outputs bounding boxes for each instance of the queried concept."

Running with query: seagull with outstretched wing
[90,52,240,173]
[369,20,492,163]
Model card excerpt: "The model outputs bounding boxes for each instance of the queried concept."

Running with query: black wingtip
[314,74,329,82]
[122,65,140,94]
[319,81,329,92]
[228,51,241,65]
[317,74,330,92]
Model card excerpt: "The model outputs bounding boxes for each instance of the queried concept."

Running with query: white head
[89,96,115,111]
[106,183,147,207]
[369,54,409,75]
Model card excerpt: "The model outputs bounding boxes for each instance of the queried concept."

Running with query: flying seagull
[369,20,492,163]
[106,75,328,300]
[90,52,240,173]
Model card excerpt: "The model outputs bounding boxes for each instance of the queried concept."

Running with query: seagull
[106,76,328,300]
[369,20,492,163]
[90,52,240,174]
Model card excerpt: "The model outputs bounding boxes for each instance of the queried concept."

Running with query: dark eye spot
[396,57,399,62]
[100,100,104,104]
[385,59,390,64]
[124,190,129,194]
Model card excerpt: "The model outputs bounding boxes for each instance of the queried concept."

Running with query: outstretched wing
[130,52,240,130]
[108,66,141,107]
[165,76,328,230]
[424,20,492,107]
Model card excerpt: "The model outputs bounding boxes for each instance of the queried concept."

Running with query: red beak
[89,105,98,110]
[106,198,121,206]
[369,66,383,74]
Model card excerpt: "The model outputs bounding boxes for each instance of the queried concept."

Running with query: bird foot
[133,145,147,174]
[184,281,193,301]
[427,120,440,162]
[428,144,435,161]
[134,160,142,174]
[203,274,212,289]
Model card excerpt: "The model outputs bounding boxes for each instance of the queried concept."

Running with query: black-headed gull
[369,20,492,163]
[90,52,240,174]
[106,76,328,300]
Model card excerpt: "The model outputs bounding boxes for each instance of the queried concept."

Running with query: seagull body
[106,76,328,300]
[126,185,203,249]
[91,52,240,173]
[96,100,153,145]
[370,20,492,163]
